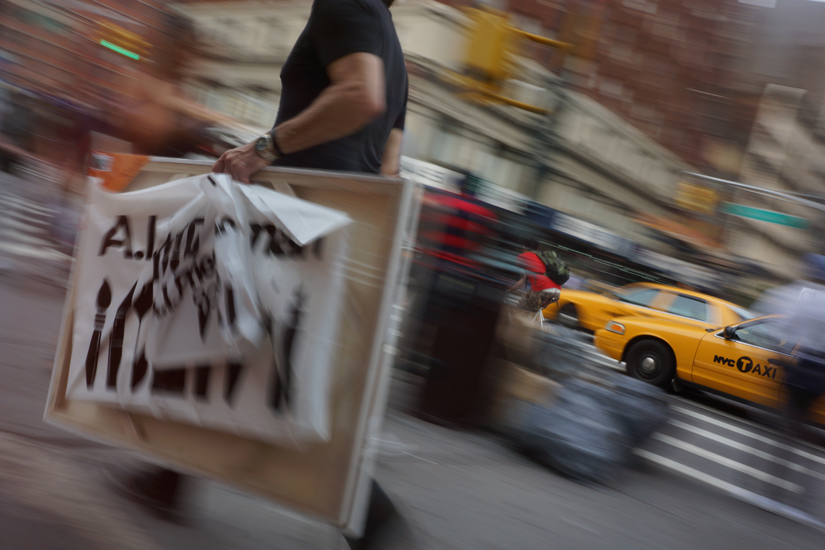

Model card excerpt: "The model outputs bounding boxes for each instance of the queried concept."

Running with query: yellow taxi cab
[593,315,825,424]
[542,282,753,332]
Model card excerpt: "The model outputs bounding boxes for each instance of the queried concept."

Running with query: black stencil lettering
[131,282,153,390]
[151,367,186,395]
[267,225,282,255]
[145,215,156,260]
[266,225,284,256]
[85,279,112,388]
[106,282,136,389]
[215,217,236,236]
[280,289,305,407]
[132,282,153,338]
[131,350,149,390]
[173,269,186,296]
[249,223,265,248]
[225,362,243,406]
[275,227,302,258]
[313,238,324,260]
[170,232,184,272]
[225,285,236,328]
[184,218,204,258]
[269,363,282,411]
[195,287,212,340]
[201,253,215,279]
[98,216,133,258]
[194,366,211,401]
[162,284,174,310]
[263,315,284,413]
[152,234,173,281]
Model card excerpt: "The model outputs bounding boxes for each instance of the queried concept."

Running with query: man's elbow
[345,82,385,121]
[360,87,386,120]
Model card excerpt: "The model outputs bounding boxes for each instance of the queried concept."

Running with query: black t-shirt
[272,0,408,174]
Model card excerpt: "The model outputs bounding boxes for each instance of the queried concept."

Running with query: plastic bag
[67,173,352,446]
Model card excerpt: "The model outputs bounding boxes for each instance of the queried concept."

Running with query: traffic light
[464,9,515,86]
[460,8,571,113]
[97,21,150,61]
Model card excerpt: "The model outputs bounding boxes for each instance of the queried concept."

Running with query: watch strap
[255,134,277,163]
[269,128,285,157]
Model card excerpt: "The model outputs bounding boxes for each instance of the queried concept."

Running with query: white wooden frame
[45,158,418,536]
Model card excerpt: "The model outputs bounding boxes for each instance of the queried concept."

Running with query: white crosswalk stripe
[672,404,825,465]
[668,418,825,480]
[634,394,825,532]
[652,432,804,492]
[0,172,72,264]
[571,338,825,532]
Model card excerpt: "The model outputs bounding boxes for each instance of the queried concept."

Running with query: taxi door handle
[768,358,784,366]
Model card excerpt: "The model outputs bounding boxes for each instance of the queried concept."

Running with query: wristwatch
[254,132,279,163]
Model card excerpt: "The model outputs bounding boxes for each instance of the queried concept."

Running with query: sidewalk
[3,399,825,550]
[1,275,825,549]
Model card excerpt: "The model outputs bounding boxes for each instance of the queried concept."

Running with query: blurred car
[593,314,825,424]
[542,282,754,332]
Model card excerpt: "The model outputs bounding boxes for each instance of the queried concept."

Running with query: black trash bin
[416,271,505,427]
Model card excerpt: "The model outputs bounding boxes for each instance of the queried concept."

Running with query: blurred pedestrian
[768,263,825,437]
[416,173,497,271]
[119,0,409,548]
[106,11,240,158]
[413,173,510,428]
[509,237,562,315]
[751,257,825,512]
[395,173,498,375]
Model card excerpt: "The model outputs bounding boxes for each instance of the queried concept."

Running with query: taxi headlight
[605,321,625,335]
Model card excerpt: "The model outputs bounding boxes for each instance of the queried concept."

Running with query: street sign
[675,182,718,215]
[720,202,809,229]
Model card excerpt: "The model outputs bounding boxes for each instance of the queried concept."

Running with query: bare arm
[380,128,403,177]
[213,52,386,183]
[277,53,385,154]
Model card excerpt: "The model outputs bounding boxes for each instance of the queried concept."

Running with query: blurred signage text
[721,202,809,228]
[675,182,719,215]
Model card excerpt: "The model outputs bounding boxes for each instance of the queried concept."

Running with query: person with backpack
[510,237,568,314]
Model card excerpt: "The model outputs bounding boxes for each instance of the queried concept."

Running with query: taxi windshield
[730,305,758,321]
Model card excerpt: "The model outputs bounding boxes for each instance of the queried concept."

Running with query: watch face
[255,136,268,152]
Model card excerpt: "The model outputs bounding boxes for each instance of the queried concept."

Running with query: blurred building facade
[178,0,814,286]
[0,0,174,164]
[177,0,704,255]
[433,0,756,175]
[6,0,825,284]
[724,84,825,277]
[0,0,172,103]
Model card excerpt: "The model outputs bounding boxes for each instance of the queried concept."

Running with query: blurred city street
[6,0,825,548]
[0,252,824,549]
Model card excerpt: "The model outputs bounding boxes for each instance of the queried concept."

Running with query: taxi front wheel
[627,340,675,388]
